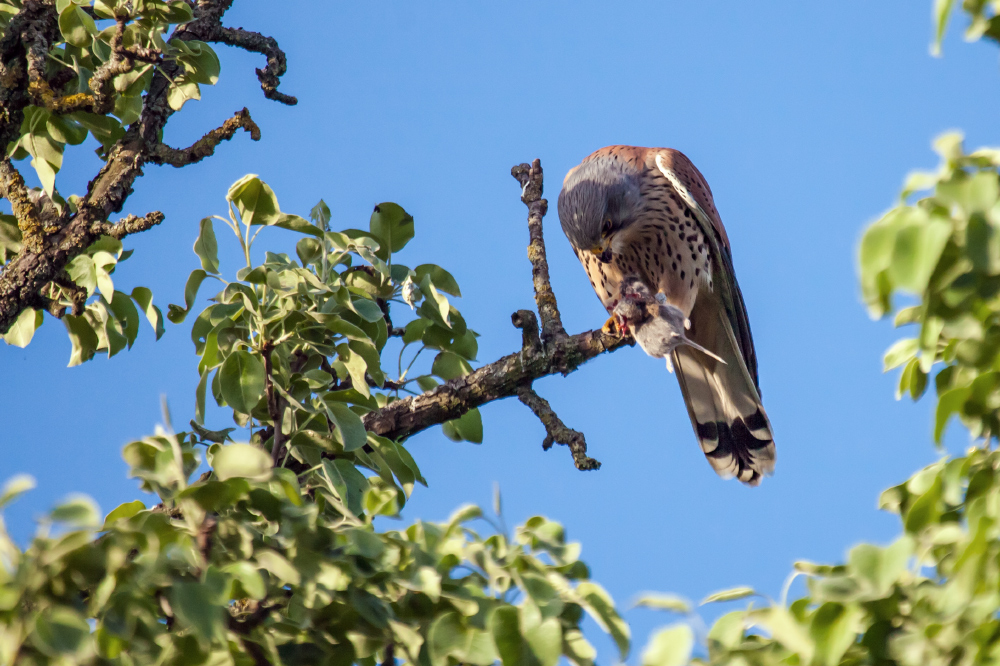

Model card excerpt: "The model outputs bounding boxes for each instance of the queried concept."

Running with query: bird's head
[558,156,642,264]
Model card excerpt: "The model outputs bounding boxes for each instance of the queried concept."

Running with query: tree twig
[516,386,599,471]
[91,211,165,240]
[150,108,261,167]
[208,25,297,105]
[511,159,566,345]
[511,309,542,355]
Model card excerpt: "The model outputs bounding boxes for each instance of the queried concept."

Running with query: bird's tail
[671,298,776,486]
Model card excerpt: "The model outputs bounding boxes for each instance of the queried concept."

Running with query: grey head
[558,155,643,262]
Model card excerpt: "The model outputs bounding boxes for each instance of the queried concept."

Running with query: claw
[602,315,620,335]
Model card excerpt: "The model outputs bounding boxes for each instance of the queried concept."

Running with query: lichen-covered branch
[30,15,161,115]
[91,211,165,240]
[516,386,599,471]
[511,159,566,344]
[150,108,261,167]
[0,157,47,252]
[208,25,297,105]
[0,0,293,334]
[364,324,629,444]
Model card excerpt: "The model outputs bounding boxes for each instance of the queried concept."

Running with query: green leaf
[935,386,970,442]
[415,264,462,297]
[324,401,367,451]
[932,0,955,55]
[219,350,266,414]
[433,351,472,380]
[576,582,629,660]
[442,407,483,444]
[0,474,35,509]
[50,494,100,527]
[352,298,384,322]
[211,443,272,481]
[369,202,414,260]
[641,624,694,666]
[166,76,200,110]
[58,4,96,47]
[430,611,498,666]
[102,500,145,529]
[700,586,757,604]
[167,269,207,324]
[883,338,918,371]
[227,175,281,227]
[171,581,226,643]
[194,217,219,273]
[109,291,140,348]
[131,287,165,339]
[322,458,366,516]
[2,308,42,348]
[255,549,301,585]
[64,314,98,366]
[633,593,692,614]
[310,199,331,229]
[33,607,91,656]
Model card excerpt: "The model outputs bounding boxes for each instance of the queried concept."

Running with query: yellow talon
[602,315,619,335]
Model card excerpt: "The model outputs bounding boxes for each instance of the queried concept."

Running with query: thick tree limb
[364,321,628,444]
[150,108,261,167]
[208,26,297,105]
[0,0,292,334]
[516,386,599,471]
[512,159,566,344]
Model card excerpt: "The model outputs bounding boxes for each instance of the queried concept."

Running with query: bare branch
[511,159,566,344]
[262,341,286,466]
[208,25,297,105]
[511,309,542,355]
[150,108,261,167]
[91,211,165,240]
[363,325,628,443]
[516,386,600,471]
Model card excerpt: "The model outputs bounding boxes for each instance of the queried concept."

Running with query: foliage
[0,178,633,666]
[6,2,1000,666]
[0,0,221,358]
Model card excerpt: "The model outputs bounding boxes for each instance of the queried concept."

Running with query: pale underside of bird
[557,145,776,486]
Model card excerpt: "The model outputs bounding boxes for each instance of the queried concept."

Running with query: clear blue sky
[3,1,999,661]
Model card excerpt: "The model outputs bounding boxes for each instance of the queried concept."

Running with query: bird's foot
[601,315,620,336]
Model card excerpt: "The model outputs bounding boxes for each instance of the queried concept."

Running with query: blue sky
[3,1,1000,661]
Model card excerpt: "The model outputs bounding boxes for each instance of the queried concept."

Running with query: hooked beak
[590,243,613,264]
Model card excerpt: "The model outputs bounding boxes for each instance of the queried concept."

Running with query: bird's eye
[601,218,613,236]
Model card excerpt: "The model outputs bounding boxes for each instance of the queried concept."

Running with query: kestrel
[558,146,776,485]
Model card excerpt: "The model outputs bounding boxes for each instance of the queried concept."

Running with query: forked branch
[360,159,629,469]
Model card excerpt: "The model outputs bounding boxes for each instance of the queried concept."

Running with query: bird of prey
[558,146,775,485]
[612,276,724,373]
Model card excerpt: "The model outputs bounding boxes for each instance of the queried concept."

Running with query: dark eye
[601,218,613,235]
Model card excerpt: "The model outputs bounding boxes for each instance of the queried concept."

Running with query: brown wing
[652,148,760,392]
[652,149,775,485]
